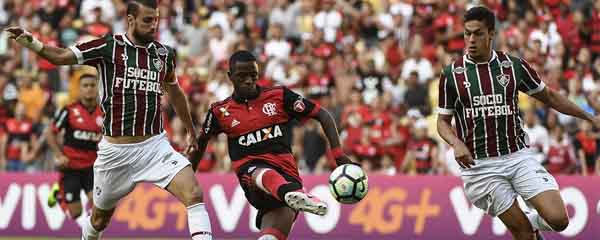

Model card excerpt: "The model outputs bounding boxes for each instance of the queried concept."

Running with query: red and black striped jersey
[201,86,321,180]
[438,51,545,159]
[68,34,176,137]
[51,101,103,169]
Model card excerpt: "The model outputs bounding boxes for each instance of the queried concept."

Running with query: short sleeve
[69,34,111,66]
[437,70,457,115]
[200,107,222,137]
[517,58,546,95]
[283,87,320,119]
[51,108,69,133]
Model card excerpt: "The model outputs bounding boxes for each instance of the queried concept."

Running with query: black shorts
[59,167,93,204]
[237,161,302,229]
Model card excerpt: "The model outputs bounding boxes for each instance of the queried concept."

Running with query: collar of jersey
[464,50,498,65]
[232,85,262,103]
[122,34,155,49]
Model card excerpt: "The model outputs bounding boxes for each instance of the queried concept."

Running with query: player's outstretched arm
[313,108,356,166]
[437,114,475,168]
[531,87,600,127]
[164,71,198,156]
[4,27,77,65]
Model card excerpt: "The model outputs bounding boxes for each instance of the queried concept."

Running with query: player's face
[229,61,259,97]
[80,77,98,102]
[128,5,158,44]
[464,20,494,60]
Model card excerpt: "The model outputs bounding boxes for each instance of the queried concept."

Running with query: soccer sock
[75,211,89,229]
[81,216,102,240]
[259,227,287,240]
[187,203,213,240]
[256,169,301,201]
[526,212,555,231]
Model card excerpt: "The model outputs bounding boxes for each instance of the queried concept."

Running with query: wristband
[16,33,43,52]
[331,147,344,159]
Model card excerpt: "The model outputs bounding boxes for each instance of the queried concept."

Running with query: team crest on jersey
[153,59,163,72]
[158,47,168,56]
[293,98,305,112]
[219,106,230,117]
[500,60,512,68]
[262,103,277,116]
[453,67,466,74]
[496,74,510,87]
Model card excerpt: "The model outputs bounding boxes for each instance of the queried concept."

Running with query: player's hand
[184,133,199,157]
[3,26,43,52]
[453,142,475,169]
[55,154,68,170]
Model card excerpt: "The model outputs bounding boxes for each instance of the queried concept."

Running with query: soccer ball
[328,164,368,204]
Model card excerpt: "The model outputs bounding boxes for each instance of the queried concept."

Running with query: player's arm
[436,69,475,168]
[47,108,69,169]
[313,108,357,166]
[191,109,222,172]
[531,88,594,122]
[164,70,198,155]
[4,27,77,65]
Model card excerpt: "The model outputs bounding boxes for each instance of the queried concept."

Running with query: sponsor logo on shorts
[171,160,178,166]
[66,193,73,201]
[95,186,102,196]
[247,166,256,173]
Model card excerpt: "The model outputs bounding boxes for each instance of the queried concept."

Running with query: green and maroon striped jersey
[437,51,545,159]
[69,34,176,137]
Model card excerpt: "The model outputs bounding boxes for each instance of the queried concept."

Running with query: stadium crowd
[0,0,599,176]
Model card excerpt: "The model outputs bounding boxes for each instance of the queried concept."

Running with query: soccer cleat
[47,183,59,207]
[284,191,328,216]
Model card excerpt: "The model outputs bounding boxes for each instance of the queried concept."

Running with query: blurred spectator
[314,0,341,43]
[574,120,600,176]
[543,125,577,175]
[16,72,49,123]
[523,109,549,162]
[402,119,438,175]
[0,103,37,172]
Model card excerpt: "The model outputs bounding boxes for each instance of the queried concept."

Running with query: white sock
[75,212,88,229]
[188,203,212,240]
[81,216,102,240]
[526,212,555,231]
[257,234,278,240]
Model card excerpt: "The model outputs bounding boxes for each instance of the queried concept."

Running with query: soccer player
[193,50,355,240]
[4,1,213,239]
[46,74,102,228]
[437,6,600,240]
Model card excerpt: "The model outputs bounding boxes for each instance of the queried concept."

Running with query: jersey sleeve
[200,107,222,137]
[51,107,69,133]
[517,58,546,95]
[283,87,321,120]
[68,34,112,66]
[437,69,457,115]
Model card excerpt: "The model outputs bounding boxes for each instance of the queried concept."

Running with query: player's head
[463,6,495,60]
[126,0,158,44]
[79,73,98,102]
[228,50,259,98]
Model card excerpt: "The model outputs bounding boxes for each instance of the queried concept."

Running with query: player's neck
[81,99,96,112]
[125,32,150,47]
[468,50,493,63]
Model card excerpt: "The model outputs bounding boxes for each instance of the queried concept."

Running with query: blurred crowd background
[0,0,599,176]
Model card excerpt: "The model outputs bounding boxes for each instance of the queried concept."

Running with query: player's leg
[165,165,212,240]
[512,154,567,232]
[252,167,327,215]
[82,206,115,240]
[257,207,297,240]
[497,199,537,240]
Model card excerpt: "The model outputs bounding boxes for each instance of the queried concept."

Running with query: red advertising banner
[0,173,598,239]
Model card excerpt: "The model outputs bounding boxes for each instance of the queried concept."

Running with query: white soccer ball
[328,164,368,204]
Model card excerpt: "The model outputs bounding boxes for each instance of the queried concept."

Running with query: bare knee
[182,184,204,206]
[68,207,82,219]
[548,217,569,232]
[91,213,111,232]
[258,234,280,240]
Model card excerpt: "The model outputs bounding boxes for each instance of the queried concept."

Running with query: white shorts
[93,132,190,210]
[460,148,559,217]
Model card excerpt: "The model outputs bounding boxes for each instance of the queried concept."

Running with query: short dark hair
[464,6,495,31]
[229,50,257,73]
[79,73,97,81]
[127,0,158,17]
